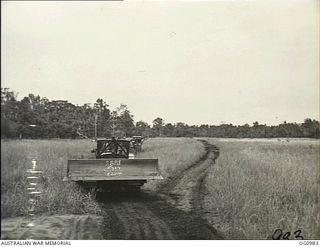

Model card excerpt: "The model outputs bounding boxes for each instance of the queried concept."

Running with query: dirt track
[99,140,223,240]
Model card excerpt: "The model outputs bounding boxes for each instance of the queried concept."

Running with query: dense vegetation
[2,88,319,139]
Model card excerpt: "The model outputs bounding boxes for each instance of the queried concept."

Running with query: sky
[2,0,319,126]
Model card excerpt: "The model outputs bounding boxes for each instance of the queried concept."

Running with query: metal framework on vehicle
[93,138,130,159]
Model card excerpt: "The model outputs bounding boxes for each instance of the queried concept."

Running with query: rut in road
[159,140,220,213]
[99,139,223,240]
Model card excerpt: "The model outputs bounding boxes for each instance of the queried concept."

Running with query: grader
[63,137,162,192]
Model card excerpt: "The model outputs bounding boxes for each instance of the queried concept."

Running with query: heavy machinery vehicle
[63,137,162,192]
[130,136,144,154]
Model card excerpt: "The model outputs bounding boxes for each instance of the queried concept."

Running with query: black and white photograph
[1,0,319,242]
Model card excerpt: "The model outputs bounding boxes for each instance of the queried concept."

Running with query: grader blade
[63,159,162,182]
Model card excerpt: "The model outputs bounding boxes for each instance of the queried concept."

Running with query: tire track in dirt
[156,139,223,238]
[99,196,175,240]
[159,140,220,213]
[99,139,223,240]
[192,143,220,213]
[160,140,211,191]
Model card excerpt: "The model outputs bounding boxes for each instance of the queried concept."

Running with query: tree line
[1,88,319,139]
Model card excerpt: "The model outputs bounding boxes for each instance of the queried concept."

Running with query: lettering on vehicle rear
[104,160,122,176]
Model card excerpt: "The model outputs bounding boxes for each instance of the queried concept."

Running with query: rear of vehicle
[63,138,162,192]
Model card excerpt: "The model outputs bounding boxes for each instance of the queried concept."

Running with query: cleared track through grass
[98,139,223,240]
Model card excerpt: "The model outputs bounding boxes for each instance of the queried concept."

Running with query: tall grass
[203,138,319,239]
[1,139,100,218]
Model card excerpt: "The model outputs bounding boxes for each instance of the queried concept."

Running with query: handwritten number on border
[272,229,304,240]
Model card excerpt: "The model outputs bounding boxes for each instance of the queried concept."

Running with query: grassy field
[1,137,204,218]
[203,138,319,239]
[2,137,318,240]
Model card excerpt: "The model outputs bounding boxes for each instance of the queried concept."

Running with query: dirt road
[99,140,223,240]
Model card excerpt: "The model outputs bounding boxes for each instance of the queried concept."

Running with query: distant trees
[148,117,319,139]
[0,88,134,139]
[1,88,21,138]
[301,118,320,138]
[115,104,135,137]
[1,88,319,139]
[93,98,111,138]
[135,121,151,137]
[152,117,165,137]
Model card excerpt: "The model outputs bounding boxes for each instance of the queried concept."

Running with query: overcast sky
[2,0,319,126]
